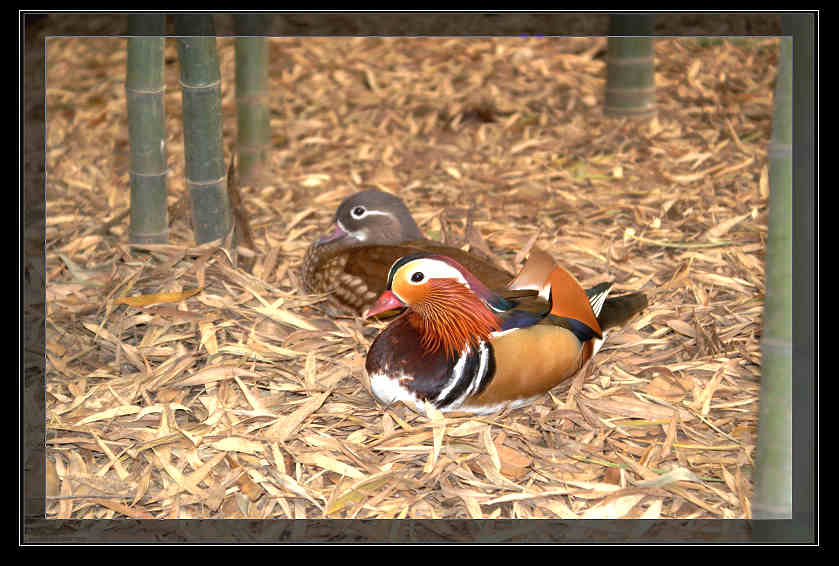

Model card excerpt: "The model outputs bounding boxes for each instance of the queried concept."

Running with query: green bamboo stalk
[126,15,168,244]
[752,36,792,520]
[604,15,656,117]
[174,16,231,245]
[234,15,271,182]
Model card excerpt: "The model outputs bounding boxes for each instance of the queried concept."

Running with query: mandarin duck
[363,250,647,415]
[301,189,514,315]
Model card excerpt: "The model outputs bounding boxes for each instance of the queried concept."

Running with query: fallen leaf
[177,366,261,387]
[704,212,751,240]
[644,375,689,403]
[252,304,319,331]
[667,319,696,338]
[424,401,446,473]
[115,288,201,307]
[264,392,330,443]
[209,436,264,456]
[327,472,396,515]
[631,466,702,487]
[493,434,531,480]
[75,404,140,425]
[226,455,265,502]
[582,493,645,519]
[297,452,366,479]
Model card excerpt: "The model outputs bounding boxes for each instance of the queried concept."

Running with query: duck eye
[351,206,366,218]
[410,272,425,283]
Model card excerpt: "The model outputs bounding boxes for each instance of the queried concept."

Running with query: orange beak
[362,290,406,319]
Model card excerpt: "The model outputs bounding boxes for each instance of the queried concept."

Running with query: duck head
[364,253,515,359]
[316,189,424,247]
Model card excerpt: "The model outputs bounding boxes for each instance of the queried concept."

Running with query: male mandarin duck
[363,250,648,415]
[301,189,514,315]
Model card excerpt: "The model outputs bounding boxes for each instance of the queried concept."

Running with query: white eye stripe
[401,259,468,287]
[349,207,397,221]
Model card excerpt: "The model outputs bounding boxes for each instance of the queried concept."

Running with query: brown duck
[301,189,513,315]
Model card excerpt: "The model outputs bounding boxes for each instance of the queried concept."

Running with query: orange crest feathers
[409,279,501,359]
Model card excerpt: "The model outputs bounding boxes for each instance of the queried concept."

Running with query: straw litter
[44,36,777,519]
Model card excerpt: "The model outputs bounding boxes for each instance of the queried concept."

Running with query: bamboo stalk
[752,37,792,520]
[604,15,656,117]
[234,14,272,182]
[174,15,232,246]
[126,15,168,244]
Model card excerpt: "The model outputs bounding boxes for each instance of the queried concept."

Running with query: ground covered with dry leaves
[44,36,778,520]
